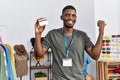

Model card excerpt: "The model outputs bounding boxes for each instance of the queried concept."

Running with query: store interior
[0,0,120,80]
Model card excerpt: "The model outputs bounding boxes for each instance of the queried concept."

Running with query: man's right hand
[34,18,46,34]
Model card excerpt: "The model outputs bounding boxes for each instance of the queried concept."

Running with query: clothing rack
[0,40,16,80]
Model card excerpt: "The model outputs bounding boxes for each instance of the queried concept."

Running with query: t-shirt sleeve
[42,31,51,50]
[84,33,94,49]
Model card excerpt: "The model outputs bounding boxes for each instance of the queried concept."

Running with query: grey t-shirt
[42,28,94,80]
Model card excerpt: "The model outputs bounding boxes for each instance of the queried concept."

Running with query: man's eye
[65,14,70,17]
[73,15,76,18]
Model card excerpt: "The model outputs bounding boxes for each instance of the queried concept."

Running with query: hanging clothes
[0,44,14,80]
[14,44,28,77]
[5,44,17,80]
[0,47,7,80]
[0,36,16,80]
[14,53,28,77]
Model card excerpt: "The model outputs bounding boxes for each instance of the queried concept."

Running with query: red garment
[113,68,120,73]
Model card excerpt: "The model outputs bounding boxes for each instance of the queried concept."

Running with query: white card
[39,20,48,26]
[38,19,48,26]
[63,58,72,67]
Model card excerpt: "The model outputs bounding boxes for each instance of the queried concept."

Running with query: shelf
[96,60,120,80]
[31,65,52,69]
[29,50,52,80]
[108,73,120,78]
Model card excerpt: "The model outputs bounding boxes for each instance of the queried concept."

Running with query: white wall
[0,0,95,80]
[95,0,120,36]
[118,0,120,27]
[94,0,120,79]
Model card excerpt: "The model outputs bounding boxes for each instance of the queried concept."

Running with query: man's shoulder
[74,29,86,35]
[46,28,62,37]
[48,28,62,33]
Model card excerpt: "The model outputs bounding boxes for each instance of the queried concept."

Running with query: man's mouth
[67,20,73,25]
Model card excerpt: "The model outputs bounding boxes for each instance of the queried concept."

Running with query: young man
[34,5,106,80]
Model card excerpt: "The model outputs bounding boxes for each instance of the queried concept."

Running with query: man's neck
[63,27,73,36]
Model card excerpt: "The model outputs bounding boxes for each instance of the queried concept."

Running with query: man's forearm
[34,33,43,57]
[92,32,104,60]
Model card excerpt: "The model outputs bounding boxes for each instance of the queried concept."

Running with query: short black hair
[62,5,76,14]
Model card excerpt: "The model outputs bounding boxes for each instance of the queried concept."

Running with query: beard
[65,24,74,28]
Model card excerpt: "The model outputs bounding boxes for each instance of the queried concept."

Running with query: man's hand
[34,18,46,34]
[97,20,106,33]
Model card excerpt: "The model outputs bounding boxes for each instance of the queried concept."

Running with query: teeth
[68,21,73,24]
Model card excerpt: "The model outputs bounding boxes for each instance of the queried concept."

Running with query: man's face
[61,9,77,28]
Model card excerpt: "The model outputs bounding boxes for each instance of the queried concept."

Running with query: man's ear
[60,15,63,20]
